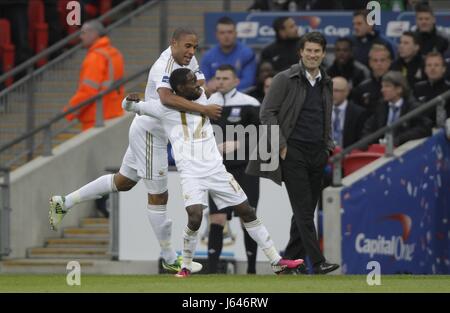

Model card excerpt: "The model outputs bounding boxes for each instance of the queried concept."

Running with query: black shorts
[208,165,260,220]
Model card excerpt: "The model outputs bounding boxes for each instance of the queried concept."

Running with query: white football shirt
[135,90,225,179]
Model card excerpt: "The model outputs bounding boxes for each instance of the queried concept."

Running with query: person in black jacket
[207,64,261,274]
[414,52,450,127]
[362,71,432,146]
[352,44,392,117]
[391,31,425,88]
[327,37,370,90]
[260,17,300,74]
[349,9,396,67]
[413,3,448,58]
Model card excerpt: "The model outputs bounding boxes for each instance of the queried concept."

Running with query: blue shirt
[200,41,257,91]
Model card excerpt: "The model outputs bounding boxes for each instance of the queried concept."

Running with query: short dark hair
[335,37,353,49]
[425,51,446,66]
[299,32,327,51]
[216,16,235,27]
[273,17,291,35]
[216,64,237,76]
[172,27,197,41]
[382,71,409,98]
[401,31,421,46]
[353,9,370,19]
[169,68,192,93]
[415,3,434,15]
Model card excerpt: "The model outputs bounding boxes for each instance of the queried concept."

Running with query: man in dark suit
[362,71,432,146]
[331,76,366,148]
[246,32,339,274]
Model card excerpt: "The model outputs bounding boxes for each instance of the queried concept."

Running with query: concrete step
[81,217,109,228]
[27,247,109,259]
[45,237,109,248]
[0,259,96,274]
[63,227,109,239]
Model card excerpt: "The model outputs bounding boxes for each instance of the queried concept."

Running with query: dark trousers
[281,140,328,266]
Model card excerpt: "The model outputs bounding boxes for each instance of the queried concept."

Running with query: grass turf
[0,274,449,293]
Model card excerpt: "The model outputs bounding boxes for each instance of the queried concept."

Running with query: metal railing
[0,167,11,259]
[0,0,160,167]
[330,90,450,186]
[0,65,151,160]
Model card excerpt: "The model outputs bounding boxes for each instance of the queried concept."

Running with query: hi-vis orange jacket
[65,36,124,130]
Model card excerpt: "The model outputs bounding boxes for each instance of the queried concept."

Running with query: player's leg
[143,178,179,270]
[49,147,139,231]
[176,203,204,278]
[232,168,259,274]
[176,177,208,277]
[206,199,227,274]
[210,172,304,274]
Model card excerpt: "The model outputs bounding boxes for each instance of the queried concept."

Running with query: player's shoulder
[208,92,224,104]
[152,47,174,72]
[235,91,260,107]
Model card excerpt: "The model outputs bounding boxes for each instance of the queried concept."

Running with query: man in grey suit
[247,32,339,274]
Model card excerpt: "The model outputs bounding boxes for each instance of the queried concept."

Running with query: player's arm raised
[158,86,222,120]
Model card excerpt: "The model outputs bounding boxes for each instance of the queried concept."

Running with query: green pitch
[0,274,449,292]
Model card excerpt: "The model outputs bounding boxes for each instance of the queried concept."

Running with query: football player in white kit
[49,28,221,273]
[123,68,304,277]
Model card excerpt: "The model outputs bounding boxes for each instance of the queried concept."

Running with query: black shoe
[313,262,339,274]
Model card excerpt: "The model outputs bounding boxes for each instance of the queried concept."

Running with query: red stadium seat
[0,19,15,86]
[28,0,48,67]
[368,143,386,154]
[343,152,384,176]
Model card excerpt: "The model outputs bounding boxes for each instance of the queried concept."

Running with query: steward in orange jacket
[65,20,124,130]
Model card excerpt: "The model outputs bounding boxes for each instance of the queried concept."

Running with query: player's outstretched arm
[121,93,160,119]
[158,87,222,120]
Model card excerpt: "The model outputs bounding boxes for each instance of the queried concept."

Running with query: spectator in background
[327,37,370,90]
[413,3,448,58]
[352,44,393,117]
[64,20,124,130]
[331,77,366,148]
[207,65,260,274]
[247,61,274,103]
[349,9,396,67]
[201,17,256,94]
[362,71,431,146]
[414,52,450,127]
[248,0,363,11]
[261,17,300,73]
[391,31,425,88]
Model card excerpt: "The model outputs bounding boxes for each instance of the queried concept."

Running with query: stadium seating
[0,19,15,86]
[28,0,49,67]
[342,149,384,176]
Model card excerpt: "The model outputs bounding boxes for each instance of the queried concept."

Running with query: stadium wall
[324,130,450,274]
[7,114,134,258]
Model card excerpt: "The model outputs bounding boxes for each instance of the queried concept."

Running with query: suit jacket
[246,61,334,185]
[362,96,432,146]
[341,101,366,148]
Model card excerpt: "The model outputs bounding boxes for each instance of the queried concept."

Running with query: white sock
[64,174,116,209]
[146,204,177,264]
[181,226,198,271]
[244,218,281,265]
